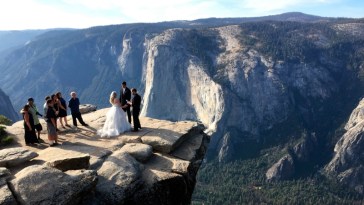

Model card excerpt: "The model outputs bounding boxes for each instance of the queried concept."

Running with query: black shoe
[54,142,60,146]
[56,128,60,132]
[50,143,56,147]
[82,124,89,127]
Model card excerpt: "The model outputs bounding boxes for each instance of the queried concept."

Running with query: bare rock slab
[10,165,97,205]
[46,154,90,171]
[171,134,205,161]
[96,150,143,204]
[145,153,191,176]
[141,121,204,153]
[79,104,97,114]
[0,147,38,167]
[120,143,153,162]
[36,143,112,171]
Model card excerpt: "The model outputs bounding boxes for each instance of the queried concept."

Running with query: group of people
[21,81,142,146]
[97,81,142,138]
[21,91,88,146]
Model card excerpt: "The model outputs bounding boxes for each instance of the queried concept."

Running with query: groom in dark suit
[120,81,131,124]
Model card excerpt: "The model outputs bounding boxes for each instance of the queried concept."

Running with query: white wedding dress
[97,100,131,138]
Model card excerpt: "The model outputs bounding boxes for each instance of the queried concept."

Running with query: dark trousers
[132,109,141,131]
[71,112,86,126]
[122,106,131,124]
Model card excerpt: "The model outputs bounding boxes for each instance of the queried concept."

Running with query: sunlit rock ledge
[0,107,210,205]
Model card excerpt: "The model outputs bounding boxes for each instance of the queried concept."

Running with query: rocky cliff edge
[0,107,209,205]
[325,98,364,194]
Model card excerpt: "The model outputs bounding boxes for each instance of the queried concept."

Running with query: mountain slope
[0,88,18,122]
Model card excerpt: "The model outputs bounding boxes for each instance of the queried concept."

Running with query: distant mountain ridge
[0,29,52,53]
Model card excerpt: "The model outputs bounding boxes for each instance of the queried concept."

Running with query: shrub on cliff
[0,114,12,125]
[0,125,13,145]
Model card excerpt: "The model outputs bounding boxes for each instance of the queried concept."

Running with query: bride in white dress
[97,91,131,138]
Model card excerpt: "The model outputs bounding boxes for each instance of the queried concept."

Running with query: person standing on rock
[51,94,60,131]
[27,98,43,141]
[46,99,58,146]
[127,88,142,132]
[43,96,51,122]
[20,105,39,145]
[56,92,70,128]
[68,91,88,127]
[120,81,132,124]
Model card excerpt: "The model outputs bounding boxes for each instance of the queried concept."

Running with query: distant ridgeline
[1,12,364,203]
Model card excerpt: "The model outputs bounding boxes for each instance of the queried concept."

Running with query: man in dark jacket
[128,88,142,132]
[68,92,88,127]
[120,81,131,124]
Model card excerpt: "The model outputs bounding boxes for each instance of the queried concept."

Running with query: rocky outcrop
[266,154,295,181]
[0,89,18,122]
[79,104,97,114]
[45,154,91,171]
[325,98,364,194]
[10,165,98,205]
[0,147,38,167]
[2,108,209,204]
[0,167,16,205]
[119,143,153,162]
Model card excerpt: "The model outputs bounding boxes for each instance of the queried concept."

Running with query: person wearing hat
[27,98,43,141]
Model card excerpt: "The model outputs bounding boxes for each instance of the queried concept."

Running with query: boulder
[79,104,97,114]
[0,147,38,167]
[141,122,202,153]
[46,154,90,171]
[36,143,112,171]
[10,165,97,205]
[171,134,205,161]
[0,167,16,205]
[0,167,11,182]
[145,153,191,177]
[266,154,295,181]
[120,143,153,162]
[96,151,143,204]
[0,185,16,205]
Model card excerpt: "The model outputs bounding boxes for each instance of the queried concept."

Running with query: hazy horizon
[0,0,363,31]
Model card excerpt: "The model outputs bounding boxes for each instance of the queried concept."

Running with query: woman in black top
[56,92,69,128]
[51,94,60,130]
[21,105,39,145]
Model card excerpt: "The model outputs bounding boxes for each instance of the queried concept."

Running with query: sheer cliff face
[0,89,18,122]
[141,29,224,132]
[325,99,364,194]
[140,24,346,162]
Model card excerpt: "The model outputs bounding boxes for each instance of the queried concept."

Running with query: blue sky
[0,0,363,30]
